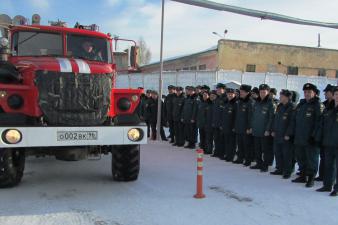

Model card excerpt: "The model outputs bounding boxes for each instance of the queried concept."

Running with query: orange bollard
[194,149,206,199]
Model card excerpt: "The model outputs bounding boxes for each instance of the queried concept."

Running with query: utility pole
[156,0,165,140]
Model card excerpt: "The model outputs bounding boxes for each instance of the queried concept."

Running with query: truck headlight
[0,91,7,98]
[2,129,22,144]
[127,128,143,142]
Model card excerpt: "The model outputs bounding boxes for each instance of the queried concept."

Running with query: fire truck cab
[0,14,146,188]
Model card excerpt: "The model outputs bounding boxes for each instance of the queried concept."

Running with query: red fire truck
[0,14,146,188]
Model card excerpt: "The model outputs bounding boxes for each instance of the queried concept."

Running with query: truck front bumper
[0,126,147,148]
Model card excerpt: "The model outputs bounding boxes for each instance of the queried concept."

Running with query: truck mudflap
[0,126,147,148]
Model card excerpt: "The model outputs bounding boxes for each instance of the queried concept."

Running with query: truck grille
[35,71,112,126]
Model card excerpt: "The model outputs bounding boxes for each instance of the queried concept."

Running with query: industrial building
[141,39,338,78]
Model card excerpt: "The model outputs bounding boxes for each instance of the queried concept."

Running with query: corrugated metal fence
[116,70,338,99]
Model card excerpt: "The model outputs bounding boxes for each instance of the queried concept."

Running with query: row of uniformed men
[158,82,338,197]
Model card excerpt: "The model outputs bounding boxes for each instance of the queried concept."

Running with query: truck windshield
[13,31,63,56]
[67,34,112,63]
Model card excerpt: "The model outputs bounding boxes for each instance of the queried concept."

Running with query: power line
[171,0,338,29]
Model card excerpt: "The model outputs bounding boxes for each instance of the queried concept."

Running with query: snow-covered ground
[0,141,337,225]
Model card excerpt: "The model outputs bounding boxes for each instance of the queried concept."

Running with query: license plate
[57,131,98,141]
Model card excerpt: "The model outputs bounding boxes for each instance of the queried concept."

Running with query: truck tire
[0,148,25,188]
[112,145,140,181]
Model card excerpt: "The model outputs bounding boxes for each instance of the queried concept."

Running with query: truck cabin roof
[10,25,111,39]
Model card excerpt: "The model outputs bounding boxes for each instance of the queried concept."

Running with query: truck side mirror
[113,38,139,73]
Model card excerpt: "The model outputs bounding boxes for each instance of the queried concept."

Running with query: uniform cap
[252,87,259,94]
[226,88,236,93]
[280,89,292,98]
[303,83,317,91]
[203,90,210,95]
[270,88,277,95]
[239,84,252,92]
[210,90,218,95]
[216,83,226,89]
[323,84,334,93]
[202,85,210,90]
[259,84,270,91]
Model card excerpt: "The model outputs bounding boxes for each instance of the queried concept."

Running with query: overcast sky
[2,0,338,63]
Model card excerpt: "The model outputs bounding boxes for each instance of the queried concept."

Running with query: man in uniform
[315,87,338,196]
[196,90,212,153]
[172,87,185,147]
[181,86,198,149]
[249,84,276,172]
[235,84,255,166]
[201,85,210,93]
[164,85,176,143]
[195,85,202,100]
[211,83,227,158]
[270,88,279,104]
[221,88,238,162]
[316,84,335,181]
[80,41,103,61]
[251,87,259,100]
[271,89,295,178]
[290,83,323,188]
[143,90,153,138]
[149,91,167,140]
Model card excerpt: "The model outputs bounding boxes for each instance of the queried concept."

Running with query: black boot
[283,174,291,179]
[260,165,269,172]
[314,176,323,181]
[330,190,337,196]
[250,164,261,170]
[243,161,252,167]
[270,170,283,175]
[210,154,218,157]
[188,144,196,149]
[305,175,315,188]
[316,186,332,192]
[292,176,307,183]
[233,159,243,164]
[225,157,233,162]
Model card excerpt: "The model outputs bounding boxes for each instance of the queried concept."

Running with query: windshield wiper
[18,33,40,45]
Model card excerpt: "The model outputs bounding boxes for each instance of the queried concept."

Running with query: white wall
[116,70,338,100]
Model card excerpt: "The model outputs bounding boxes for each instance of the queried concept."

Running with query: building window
[198,64,206,70]
[176,68,181,72]
[335,70,338,78]
[318,68,326,77]
[190,66,197,71]
[287,66,299,75]
[183,67,189,71]
[246,64,256,72]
